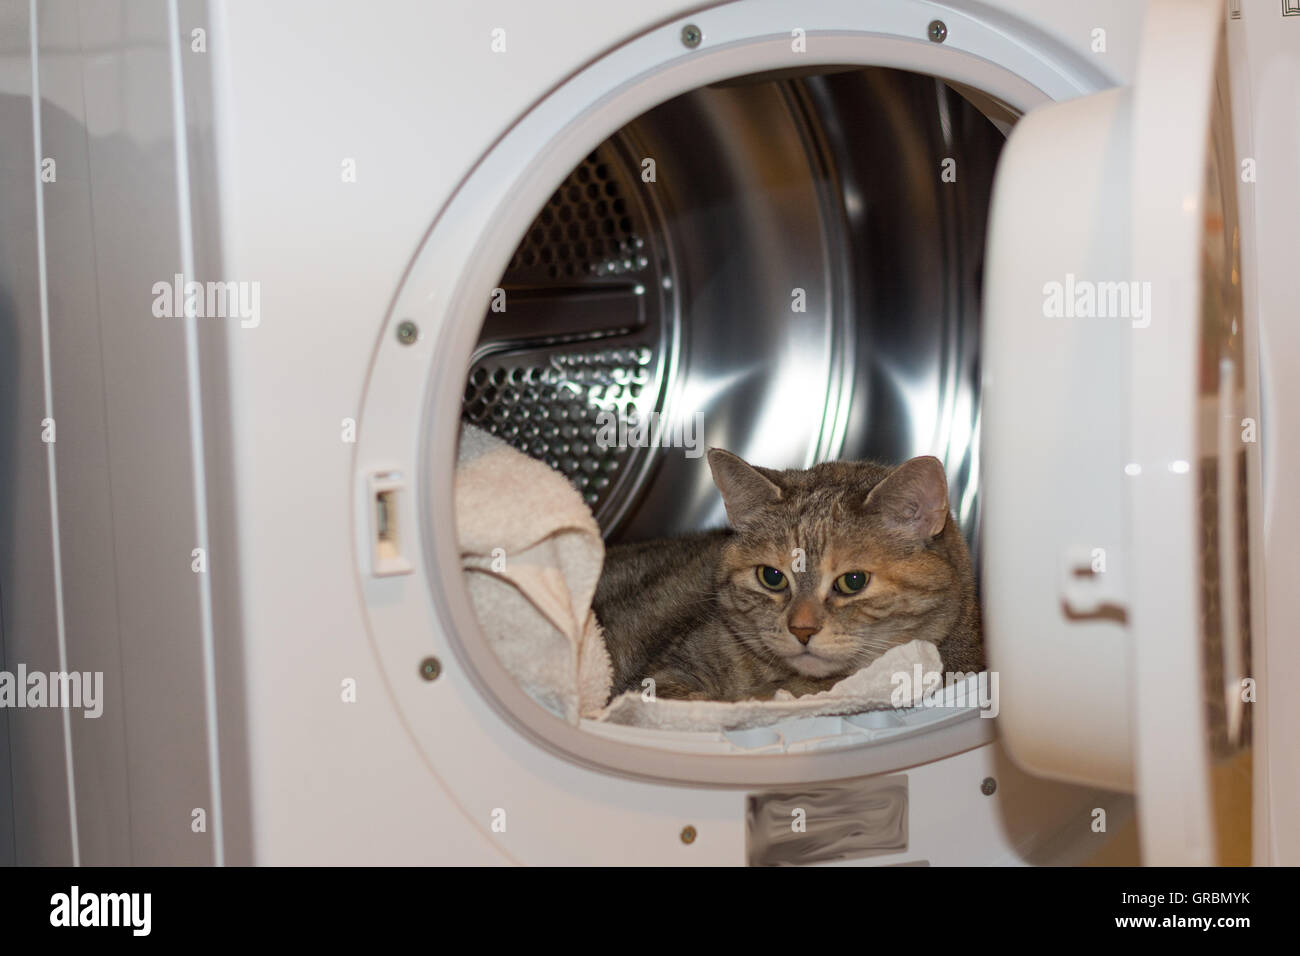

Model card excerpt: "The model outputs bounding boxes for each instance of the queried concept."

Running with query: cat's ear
[708,448,782,527]
[864,456,950,539]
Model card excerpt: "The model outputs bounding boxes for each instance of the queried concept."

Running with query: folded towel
[456,425,613,723]
[596,640,943,732]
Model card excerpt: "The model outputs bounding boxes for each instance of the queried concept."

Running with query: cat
[593,449,983,702]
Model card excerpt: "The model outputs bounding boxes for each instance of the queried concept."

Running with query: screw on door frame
[680,825,697,844]
[397,319,419,345]
[928,20,948,43]
[681,24,702,48]
[419,656,441,681]
[981,776,997,796]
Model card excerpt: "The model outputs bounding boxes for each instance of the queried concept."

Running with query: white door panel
[983,0,1256,864]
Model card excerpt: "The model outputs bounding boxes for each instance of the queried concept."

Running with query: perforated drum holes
[465,137,673,530]
[463,348,655,509]
[507,152,648,281]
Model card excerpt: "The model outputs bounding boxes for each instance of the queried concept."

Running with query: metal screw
[397,320,419,345]
[928,20,948,43]
[980,776,997,796]
[681,24,702,48]
[680,825,697,844]
[419,657,441,681]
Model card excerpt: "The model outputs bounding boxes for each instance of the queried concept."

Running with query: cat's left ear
[864,456,950,539]
[708,448,782,528]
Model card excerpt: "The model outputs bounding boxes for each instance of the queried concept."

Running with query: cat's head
[707,449,971,679]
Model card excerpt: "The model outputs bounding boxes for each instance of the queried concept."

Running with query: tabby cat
[593,449,983,702]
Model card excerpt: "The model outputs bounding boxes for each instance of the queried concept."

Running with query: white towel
[597,640,942,732]
[456,425,612,723]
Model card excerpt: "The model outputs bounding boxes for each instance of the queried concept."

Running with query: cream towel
[597,640,942,732]
[456,425,612,723]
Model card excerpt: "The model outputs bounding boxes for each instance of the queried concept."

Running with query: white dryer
[1,0,1296,866]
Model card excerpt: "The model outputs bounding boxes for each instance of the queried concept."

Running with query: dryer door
[981,0,1256,865]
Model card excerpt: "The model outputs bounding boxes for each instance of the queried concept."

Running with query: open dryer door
[982,0,1256,865]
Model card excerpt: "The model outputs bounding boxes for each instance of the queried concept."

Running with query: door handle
[1060,544,1127,622]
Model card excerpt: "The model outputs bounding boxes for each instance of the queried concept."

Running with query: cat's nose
[788,624,821,644]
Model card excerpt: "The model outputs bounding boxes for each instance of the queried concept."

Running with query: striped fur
[593,451,983,702]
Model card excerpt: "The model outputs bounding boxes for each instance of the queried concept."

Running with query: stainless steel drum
[463,66,1005,553]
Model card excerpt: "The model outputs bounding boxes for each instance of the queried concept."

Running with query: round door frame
[353,1,1113,789]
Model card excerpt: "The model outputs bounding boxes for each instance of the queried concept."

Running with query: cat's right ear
[863,455,950,540]
[708,448,782,528]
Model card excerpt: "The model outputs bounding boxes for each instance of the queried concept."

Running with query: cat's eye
[756,566,788,591]
[834,571,870,594]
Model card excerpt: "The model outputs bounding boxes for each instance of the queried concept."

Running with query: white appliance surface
[0,0,1293,867]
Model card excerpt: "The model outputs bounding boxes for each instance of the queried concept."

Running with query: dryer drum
[463,66,1005,549]
[463,138,675,530]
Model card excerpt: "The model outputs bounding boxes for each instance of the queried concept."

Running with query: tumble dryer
[1,0,1296,865]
